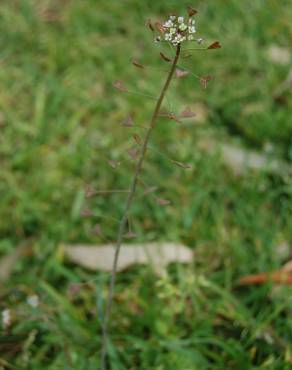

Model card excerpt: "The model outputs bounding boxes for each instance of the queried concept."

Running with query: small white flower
[2,309,11,328]
[189,26,196,34]
[170,15,176,21]
[164,20,173,28]
[170,27,176,34]
[178,16,184,23]
[165,33,171,41]
[188,35,194,41]
[197,37,203,44]
[179,23,187,31]
[27,295,39,308]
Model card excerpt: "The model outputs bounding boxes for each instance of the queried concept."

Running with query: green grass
[0,0,292,368]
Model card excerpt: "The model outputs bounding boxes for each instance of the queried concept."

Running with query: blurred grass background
[0,0,292,369]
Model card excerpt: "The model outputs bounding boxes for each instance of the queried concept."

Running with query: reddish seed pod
[207,41,221,49]
[175,68,189,78]
[133,134,142,145]
[199,75,212,89]
[156,198,171,206]
[80,208,93,217]
[113,80,128,92]
[155,21,165,34]
[180,107,196,118]
[120,115,134,127]
[131,59,144,69]
[85,184,96,198]
[146,18,154,31]
[107,160,119,169]
[187,6,198,17]
[160,52,171,62]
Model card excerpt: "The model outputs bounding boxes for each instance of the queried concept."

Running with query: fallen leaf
[64,243,193,274]
[267,44,291,65]
[239,271,292,286]
[207,41,221,50]
[160,52,171,62]
[199,139,292,176]
[175,68,189,78]
[113,80,128,92]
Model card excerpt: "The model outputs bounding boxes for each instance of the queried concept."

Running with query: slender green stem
[100,44,181,369]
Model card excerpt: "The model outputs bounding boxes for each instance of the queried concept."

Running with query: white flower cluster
[163,15,197,45]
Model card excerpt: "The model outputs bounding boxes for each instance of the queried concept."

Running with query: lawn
[0,0,292,369]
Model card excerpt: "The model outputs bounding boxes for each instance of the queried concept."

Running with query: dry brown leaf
[64,243,193,274]
[239,271,292,286]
